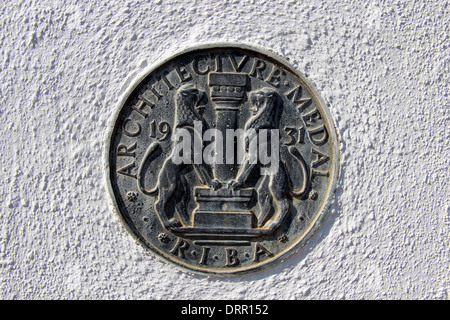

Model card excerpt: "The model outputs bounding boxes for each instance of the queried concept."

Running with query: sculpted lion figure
[231,87,309,233]
[137,84,220,230]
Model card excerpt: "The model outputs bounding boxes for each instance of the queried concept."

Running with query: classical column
[178,72,256,237]
[208,72,248,183]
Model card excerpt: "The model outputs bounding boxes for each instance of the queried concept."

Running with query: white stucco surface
[0,0,449,299]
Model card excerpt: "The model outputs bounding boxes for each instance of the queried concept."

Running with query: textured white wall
[0,0,448,299]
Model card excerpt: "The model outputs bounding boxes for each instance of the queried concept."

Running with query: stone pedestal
[192,187,254,230]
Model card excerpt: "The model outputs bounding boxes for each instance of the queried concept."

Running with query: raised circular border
[104,42,341,276]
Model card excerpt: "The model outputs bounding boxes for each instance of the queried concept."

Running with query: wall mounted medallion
[105,43,340,275]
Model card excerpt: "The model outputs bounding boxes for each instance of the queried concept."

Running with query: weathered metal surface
[105,43,340,276]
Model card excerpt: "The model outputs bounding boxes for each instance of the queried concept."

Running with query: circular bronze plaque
[105,43,340,275]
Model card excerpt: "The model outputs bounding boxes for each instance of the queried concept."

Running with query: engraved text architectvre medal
[105,43,339,275]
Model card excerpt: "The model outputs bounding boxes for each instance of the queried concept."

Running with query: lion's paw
[165,218,181,230]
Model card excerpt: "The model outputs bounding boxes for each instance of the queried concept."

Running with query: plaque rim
[104,42,341,277]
